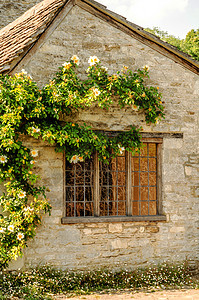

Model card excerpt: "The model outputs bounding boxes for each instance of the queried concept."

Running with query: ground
[53,289,199,299]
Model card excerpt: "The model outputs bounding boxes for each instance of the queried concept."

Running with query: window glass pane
[132,201,139,215]
[99,155,126,216]
[117,156,125,171]
[75,187,84,201]
[118,186,126,200]
[140,172,148,186]
[149,201,157,215]
[66,187,74,202]
[149,172,156,186]
[149,158,156,171]
[132,186,139,200]
[118,201,126,215]
[66,202,74,217]
[100,202,108,216]
[140,143,147,156]
[149,187,156,200]
[140,158,148,171]
[132,172,139,186]
[75,173,84,185]
[85,187,93,202]
[132,157,139,171]
[85,202,94,216]
[141,201,148,215]
[149,143,156,157]
[65,171,74,186]
[118,172,126,186]
[140,187,148,200]
[109,202,118,216]
[65,156,93,217]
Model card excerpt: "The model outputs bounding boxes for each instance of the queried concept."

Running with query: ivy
[0,55,164,269]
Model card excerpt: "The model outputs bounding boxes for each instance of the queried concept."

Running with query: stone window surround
[61,132,184,224]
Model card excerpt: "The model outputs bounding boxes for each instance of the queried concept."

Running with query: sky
[97,0,199,39]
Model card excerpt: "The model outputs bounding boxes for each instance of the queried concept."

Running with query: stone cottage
[0,0,198,271]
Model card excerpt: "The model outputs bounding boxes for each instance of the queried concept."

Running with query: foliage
[180,29,199,61]
[145,27,182,50]
[145,27,199,61]
[0,262,197,299]
[0,56,164,269]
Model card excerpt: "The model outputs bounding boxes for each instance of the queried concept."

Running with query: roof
[0,0,198,75]
[0,0,67,72]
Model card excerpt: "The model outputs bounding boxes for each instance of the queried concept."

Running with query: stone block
[109,223,123,233]
[123,227,138,234]
[170,226,185,233]
[163,139,183,149]
[82,228,92,235]
[91,228,107,234]
[185,165,199,178]
[145,226,159,233]
[110,239,128,250]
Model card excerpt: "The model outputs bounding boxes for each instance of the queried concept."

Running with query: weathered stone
[0,0,41,29]
[109,223,123,233]
[170,227,185,233]
[2,3,199,272]
[110,239,128,250]
[145,226,159,233]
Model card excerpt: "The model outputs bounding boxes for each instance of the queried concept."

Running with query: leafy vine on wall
[0,55,164,269]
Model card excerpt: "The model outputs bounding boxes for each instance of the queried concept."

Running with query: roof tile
[0,0,67,72]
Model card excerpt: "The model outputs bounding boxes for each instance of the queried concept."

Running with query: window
[62,138,165,223]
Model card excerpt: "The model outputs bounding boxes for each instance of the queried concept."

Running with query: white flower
[143,65,150,71]
[0,227,6,233]
[62,62,70,67]
[118,144,125,154]
[70,155,79,164]
[8,225,14,232]
[17,232,24,240]
[78,155,84,162]
[0,155,7,164]
[71,55,79,65]
[18,191,26,199]
[62,62,71,69]
[32,127,40,133]
[21,69,28,75]
[30,160,36,164]
[132,104,139,112]
[101,66,108,72]
[24,206,34,212]
[88,56,99,66]
[31,149,38,157]
[93,88,101,97]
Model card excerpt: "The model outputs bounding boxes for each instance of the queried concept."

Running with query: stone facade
[0,0,40,29]
[3,4,199,270]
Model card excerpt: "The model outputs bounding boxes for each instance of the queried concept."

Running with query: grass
[0,262,198,299]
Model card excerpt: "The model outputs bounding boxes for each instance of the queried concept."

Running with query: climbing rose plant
[0,55,164,269]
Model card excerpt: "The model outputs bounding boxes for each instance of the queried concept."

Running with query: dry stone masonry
[0,0,40,29]
[1,1,199,271]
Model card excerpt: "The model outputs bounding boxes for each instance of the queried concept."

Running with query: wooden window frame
[61,138,166,224]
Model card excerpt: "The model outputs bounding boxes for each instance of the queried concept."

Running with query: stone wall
[0,0,40,29]
[6,4,199,270]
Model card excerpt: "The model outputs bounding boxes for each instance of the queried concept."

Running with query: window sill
[61,215,167,224]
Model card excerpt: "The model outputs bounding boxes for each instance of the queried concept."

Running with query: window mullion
[126,151,132,216]
[94,151,100,216]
